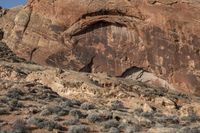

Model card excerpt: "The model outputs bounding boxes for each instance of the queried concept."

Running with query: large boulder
[0,0,200,95]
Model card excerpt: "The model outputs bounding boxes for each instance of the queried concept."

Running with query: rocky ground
[0,41,200,133]
[1,0,200,96]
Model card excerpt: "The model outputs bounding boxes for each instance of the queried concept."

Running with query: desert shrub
[111,100,124,110]
[181,113,200,123]
[28,108,40,115]
[8,99,23,110]
[12,119,29,133]
[177,125,200,133]
[60,100,74,107]
[101,110,113,120]
[141,111,155,118]
[100,119,120,129]
[108,127,120,133]
[52,116,62,122]
[133,108,143,116]
[46,105,62,113]
[27,117,64,131]
[87,113,102,123]
[0,97,10,104]
[0,108,9,115]
[43,121,64,131]
[40,109,51,116]
[118,123,129,129]
[6,89,24,99]
[80,102,95,110]
[58,109,70,116]
[40,105,69,116]
[125,126,141,133]
[0,120,7,128]
[69,109,85,119]
[68,125,90,133]
[155,115,179,124]
[60,99,81,107]
[63,118,79,126]
[71,99,82,106]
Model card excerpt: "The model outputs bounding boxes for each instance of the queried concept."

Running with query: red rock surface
[0,0,200,95]
[1,41,200,133]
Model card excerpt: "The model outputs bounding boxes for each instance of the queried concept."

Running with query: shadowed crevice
[72,21,124,36]
[79,56,95,73]
[119,66,147,78]
[0,29,4,40]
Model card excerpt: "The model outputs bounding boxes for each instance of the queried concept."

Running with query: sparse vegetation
[141,111,155,118]
[177,125,200,133]
[68,125,90,133]
[40,109,51,116]
[101,110,113,120]
[46,105,62,114]
[6,89,24,99]
[71,99,82,106]
[0,108,9,115]
[58,109,70,116]
[155,115,179,125]
[8,99,23,110]
[63,118,79,126]
[60,100,74,107]
[181,113,200,123]
[27,117,64,131]
[12,119,29,133]
[125,126,141,133]
[108,127,120,133]
[87,113,102,123]
[111,100,124,110]
[100,119,120,129]
[40,105,69,116]
[81,102,96,110]
[69,109,85,119]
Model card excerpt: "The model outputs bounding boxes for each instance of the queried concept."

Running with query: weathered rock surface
[0,0,200,95]
[0,41,200,132]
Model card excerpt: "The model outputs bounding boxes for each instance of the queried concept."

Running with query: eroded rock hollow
[0,0,200,95]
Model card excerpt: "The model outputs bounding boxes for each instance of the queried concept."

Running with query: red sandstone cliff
[0,0,200,95]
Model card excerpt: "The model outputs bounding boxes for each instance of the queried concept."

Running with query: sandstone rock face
[0,0,200,95]
[1,41,200,132]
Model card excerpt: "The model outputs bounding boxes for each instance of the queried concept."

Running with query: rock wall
[0,0,200,95]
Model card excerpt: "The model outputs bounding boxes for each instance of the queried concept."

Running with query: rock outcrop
[1,40,200,132]
[0,0,200,95]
